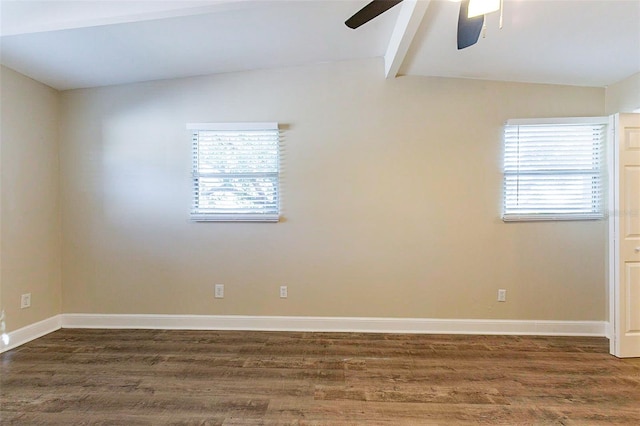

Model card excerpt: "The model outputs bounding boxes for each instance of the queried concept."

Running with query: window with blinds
[502,117,607,222]
[187,123,280,222]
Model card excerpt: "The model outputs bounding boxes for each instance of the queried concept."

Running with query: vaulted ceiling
[1,0,639,91]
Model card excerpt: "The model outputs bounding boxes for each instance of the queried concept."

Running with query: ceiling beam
[384,0,431,79]
[0,0,250,37]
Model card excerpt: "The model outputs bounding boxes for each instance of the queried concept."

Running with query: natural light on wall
[1,310,9,346]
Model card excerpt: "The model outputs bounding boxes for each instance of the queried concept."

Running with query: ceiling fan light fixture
[468,0,500,18]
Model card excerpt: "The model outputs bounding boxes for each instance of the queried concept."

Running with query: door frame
[608,113,618,355]
[608,112,640,357]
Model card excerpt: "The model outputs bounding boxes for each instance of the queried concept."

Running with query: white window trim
[505,117,609,126]
[187,122,280,222]
[502,116,608,222]
[187,122,278,131]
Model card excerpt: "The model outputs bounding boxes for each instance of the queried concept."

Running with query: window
[502,117,607,221]
[188,122,280,222]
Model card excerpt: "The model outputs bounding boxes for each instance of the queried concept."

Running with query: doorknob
[636,247,640,253]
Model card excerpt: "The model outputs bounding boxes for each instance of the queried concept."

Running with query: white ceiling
[1,0,638,91]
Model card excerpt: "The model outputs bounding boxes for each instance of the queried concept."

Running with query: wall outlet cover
[214,284,224,299]
[20,293,32,309]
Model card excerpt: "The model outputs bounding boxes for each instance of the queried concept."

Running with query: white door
[610,113,640,358]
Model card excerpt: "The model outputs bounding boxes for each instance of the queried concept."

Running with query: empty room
[1,0,639,424]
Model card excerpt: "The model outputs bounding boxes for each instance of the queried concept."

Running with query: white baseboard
[0,315,62,353]
[61,314,608,337]
[605,321,614,340]
[0,314,608,353]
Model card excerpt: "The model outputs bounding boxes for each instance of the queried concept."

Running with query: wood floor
[1,329,639,425]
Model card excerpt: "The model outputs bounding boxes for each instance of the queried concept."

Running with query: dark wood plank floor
[1,329,639,425]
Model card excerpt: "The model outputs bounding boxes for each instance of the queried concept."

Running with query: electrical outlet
[21,293,32,309]
[497,289,507,302]
[214,284,224,299]
[280,285,288,299]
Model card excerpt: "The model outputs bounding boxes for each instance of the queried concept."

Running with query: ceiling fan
[345,0,502,50]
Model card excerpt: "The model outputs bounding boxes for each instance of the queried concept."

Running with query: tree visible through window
[188,123,280,222]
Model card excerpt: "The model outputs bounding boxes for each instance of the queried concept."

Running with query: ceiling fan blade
[345,0,403,29]
[457,0,484,49]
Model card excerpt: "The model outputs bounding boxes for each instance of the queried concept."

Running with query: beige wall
[59,58,607,321]
[1,66,62,332]
[605,72,640,114]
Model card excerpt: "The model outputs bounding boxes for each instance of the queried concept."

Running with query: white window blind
[188,122,280,222]
[502,117,607,221]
